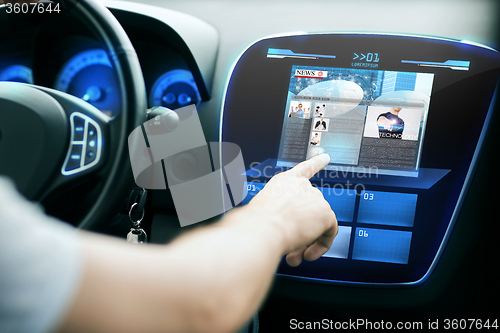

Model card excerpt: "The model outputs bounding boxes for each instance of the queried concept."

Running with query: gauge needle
[82,86,102,102]
[178,93,192,105]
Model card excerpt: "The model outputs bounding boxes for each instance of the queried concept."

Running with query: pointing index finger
[288,153,331,179]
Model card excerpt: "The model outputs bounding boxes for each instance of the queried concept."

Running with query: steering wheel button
[72,116,85,142]
[87,123,97,138]
[65,144,83,171]
[85,149,97,165]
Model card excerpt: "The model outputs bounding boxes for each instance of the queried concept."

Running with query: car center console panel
[221,33,500,285]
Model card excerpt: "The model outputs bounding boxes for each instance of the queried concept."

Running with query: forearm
[166,205,287,332]
[59,205,287,333]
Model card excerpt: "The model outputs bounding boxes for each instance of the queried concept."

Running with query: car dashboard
[0,1,217,117]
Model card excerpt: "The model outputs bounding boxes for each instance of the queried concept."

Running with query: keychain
[126,203,147,244]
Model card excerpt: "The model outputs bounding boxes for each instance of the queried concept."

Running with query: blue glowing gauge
[54,49,120,117]
[149,69,201,109]
[0,65,34,84]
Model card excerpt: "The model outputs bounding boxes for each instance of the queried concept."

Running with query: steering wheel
[0,0,146,230]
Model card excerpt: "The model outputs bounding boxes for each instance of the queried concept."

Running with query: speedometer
[54,49,120,117]
[149,69,201,109]
[0,65,33,84]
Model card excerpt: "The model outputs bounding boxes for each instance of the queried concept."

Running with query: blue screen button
[318,188,356,222]
[358,190,417,227]
[322,226,351,259]
[352,228,412,264]
[242,182,266,205]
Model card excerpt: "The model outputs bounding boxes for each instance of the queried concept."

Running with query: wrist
[224,204,290,256]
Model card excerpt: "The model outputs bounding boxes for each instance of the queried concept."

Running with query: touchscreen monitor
[221,33,500,284]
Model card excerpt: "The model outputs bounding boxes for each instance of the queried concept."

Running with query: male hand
[247,154,338,267]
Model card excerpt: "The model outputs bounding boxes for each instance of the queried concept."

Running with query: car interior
[0,0,499,331]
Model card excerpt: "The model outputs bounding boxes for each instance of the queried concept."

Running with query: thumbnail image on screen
[277,65,434,177]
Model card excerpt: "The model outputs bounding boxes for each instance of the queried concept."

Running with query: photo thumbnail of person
[363,105,423,141]
[313,103,326,117]
[310,132,321,145]
[288,101,312,119]
[313,117,329,131]
[377,107,404,139]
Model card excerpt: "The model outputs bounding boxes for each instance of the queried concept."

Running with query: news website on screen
[277,65,435,177]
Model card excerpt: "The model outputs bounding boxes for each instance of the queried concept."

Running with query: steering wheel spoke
[34,85,110,178]
[0,82,109,203]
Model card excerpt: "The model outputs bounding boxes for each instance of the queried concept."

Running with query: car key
[126,203,147,244]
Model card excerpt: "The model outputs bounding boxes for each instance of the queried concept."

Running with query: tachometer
[0,65,33,84]
[149,69,201,109]
[54,49,120,117]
